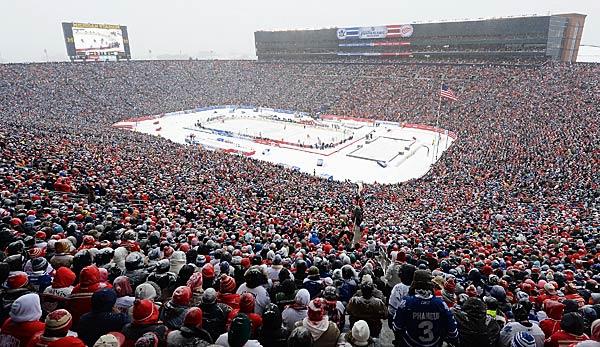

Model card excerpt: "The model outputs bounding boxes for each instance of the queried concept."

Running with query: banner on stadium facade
[336,24,414,40]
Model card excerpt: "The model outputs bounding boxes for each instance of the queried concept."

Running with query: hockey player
[392,269,459,347]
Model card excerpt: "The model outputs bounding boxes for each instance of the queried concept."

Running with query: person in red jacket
[66,265,102,329]
[562,283,586,308]
[121,299,168,347]
[540,300,565,338]
[227,292,262,336]
[0,293,45,346]
[217,275,240,310]
[536,283,561,309]
[42,267,76,314]
[545,312,589,347]
[27,309,85,347]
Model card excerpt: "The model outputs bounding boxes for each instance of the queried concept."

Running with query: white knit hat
[349,320,370,346]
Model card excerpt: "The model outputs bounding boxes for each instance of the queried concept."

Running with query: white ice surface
[116,107,454,184]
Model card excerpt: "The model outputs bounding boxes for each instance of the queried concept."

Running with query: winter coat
[0,319,45,347]
[452,298,501,347]
[346,295,387,338]
[159,301,190,330]
[217,292,241,310]
[498,321,545,347]
[122,322,169,347]
[236,284,270,314]
[257,326,289,347]
[124,269,149,289]
[281,289,310,331]
[66,266,102,329]
[78,291,131,347]
[200,302,228,340]
[41,267,76,314]
[296,318,340,347]
[0,288,32,324]
[214,333,263,347]
[545,330,590,347]
[540,300,565,338]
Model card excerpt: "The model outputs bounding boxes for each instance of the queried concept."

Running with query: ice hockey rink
[114,106,456,184]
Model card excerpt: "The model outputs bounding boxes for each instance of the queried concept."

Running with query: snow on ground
[114,106,455,184]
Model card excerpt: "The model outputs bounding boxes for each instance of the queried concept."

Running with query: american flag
[440,84,458,101]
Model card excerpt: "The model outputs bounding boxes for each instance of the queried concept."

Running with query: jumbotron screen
[62,22,131,61]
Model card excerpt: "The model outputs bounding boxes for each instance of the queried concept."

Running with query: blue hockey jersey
[393,293,459,347]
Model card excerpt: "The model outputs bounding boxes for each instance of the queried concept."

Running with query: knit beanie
[135,283,158,301]
[93,332,126,347]
[307,298,325,322]
[132,299,159,325]
[347,320,371,346]
[183,307,203,329]
[202,263,215,279]
[44,309,73,337]
[172,286,192,306]
[202,288,217,304]
[220,275,236,294]
[7,271,29,289]
[228,313,251,347]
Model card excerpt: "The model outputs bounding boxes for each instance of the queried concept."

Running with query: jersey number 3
[418,320,434,343]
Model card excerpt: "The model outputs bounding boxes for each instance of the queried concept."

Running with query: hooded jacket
[540,300,565,338]
[0,294,45,347]
[346,292,387,337]
[78,289,131,346]
[66,265,101,329]
[452,298,501,347]
[42,267,76,313]
[282,289,310,331]
[159,300,190,331]
[122,300,168,347]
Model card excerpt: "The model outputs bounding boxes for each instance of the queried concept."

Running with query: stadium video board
[62,22,131,61]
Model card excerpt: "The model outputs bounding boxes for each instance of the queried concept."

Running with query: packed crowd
[0,59,598,347]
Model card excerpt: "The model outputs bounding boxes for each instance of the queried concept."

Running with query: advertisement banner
[337,24,414,40]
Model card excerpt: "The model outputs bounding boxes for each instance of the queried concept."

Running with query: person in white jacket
[236,267,271,315]
[282,289,310,331]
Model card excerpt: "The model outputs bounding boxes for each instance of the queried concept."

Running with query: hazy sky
[0,0,597,62]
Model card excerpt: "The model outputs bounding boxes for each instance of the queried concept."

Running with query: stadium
[0,8,599,347]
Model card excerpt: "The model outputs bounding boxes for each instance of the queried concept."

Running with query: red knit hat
[240,258,251,269]
[45,309,73,335]
[202,263,215,279]
[220,275,236,294]
[240,293,255,313]
[7,271,28,289]
[133,299,159,324]
[307,298,325,322]
[183,307,203,329]
[172,286,192,306]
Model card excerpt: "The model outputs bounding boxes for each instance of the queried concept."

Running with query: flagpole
[433,76,444,164]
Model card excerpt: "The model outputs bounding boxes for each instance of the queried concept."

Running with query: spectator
[0,293,45,346]
[453,297,501,346]
[78,289,131,346]
[166,307,212,346]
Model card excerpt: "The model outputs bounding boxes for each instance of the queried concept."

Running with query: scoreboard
[62,22,131,61]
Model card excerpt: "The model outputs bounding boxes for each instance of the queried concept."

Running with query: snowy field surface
[114,106,455,184]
